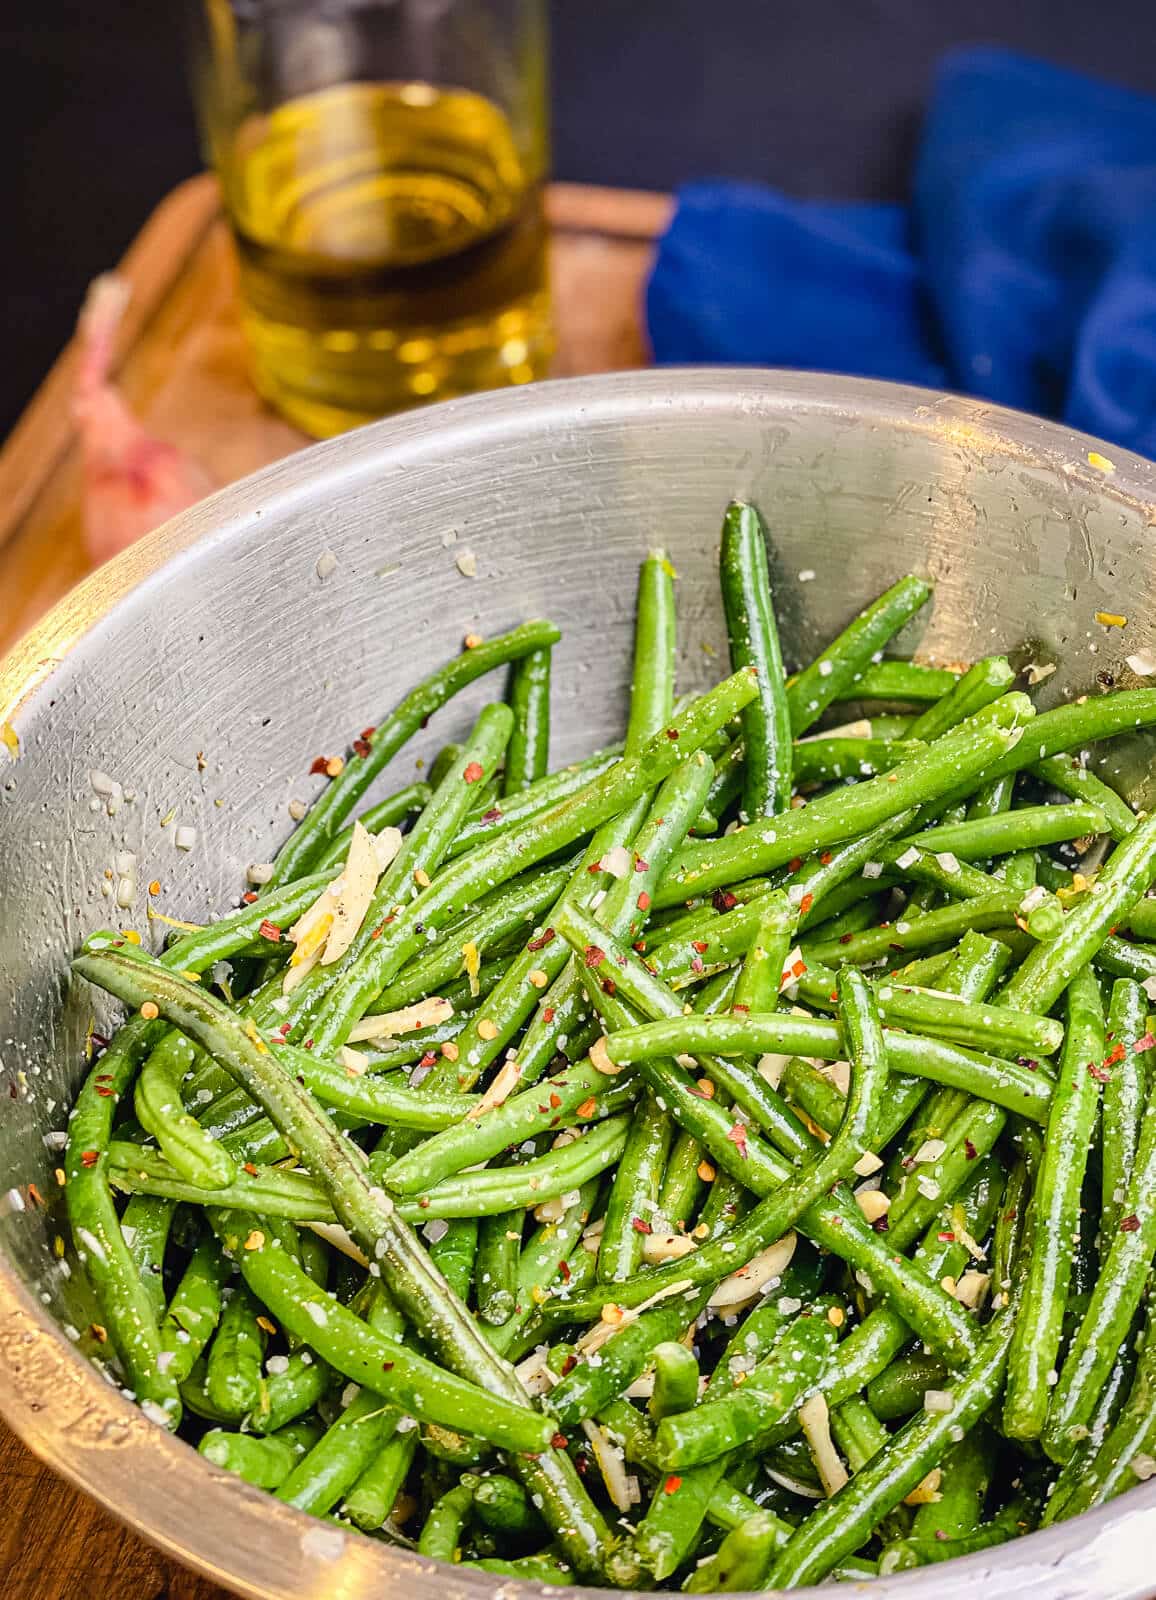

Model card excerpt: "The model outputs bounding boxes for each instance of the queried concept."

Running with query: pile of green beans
[60,510,1156,1590]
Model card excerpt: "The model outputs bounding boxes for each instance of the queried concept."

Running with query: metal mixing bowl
[2,368,1156,1599]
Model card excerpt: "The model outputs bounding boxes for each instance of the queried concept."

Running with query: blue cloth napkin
[647,47,1156,457]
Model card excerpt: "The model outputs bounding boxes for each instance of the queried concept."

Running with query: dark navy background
[5,0,1156,432]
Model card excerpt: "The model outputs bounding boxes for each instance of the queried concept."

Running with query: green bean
[118,1192,174,1328]
[382,1059,637,1195]
[904,803,1108,860]
[907,655,1016,742]
[693,733,744,831]
[657,1300,843,1469]
[597,1090,672,1283]
[803,892,1025,968]
[276,1385,400,1514]
[1101,978,1149,1241]
[1044,1031,1156,1460]
[932,689,1156,812]
[341,1426,418,1530]
[266,620,561,888]
[767,1302,1015,1588]
[404,1116,629,1220]
[910,1424,994,1542]
[64,1016,180,1421]
[966,771,1016,821]
[487,1182,596,1356]
[134,1031,237,1189]
[205,1283,266,1419]
[549,1287,712,1429]
[796,964,1063,1058]
[885,1097,1007,1252]
[1031,756,1138,842]
[658,701,1030,905]
[786,577,932,735]
[866,1351,949,1420]
[475,1211,520,1325]
[937,928,1012,1001]
[426,1216,478,1304]
[684,1511,782,1592]
[419,1481,474,1561]
[658,1130,707,1229]
[199,1422,321,1489]
[648,1341,701,1422]
[251,1349,337,1434]
[790,737,919,785]
[275,1044,489,1128]
[504,645,552,794]
[1004,810,1156,1014]
[158,1237,230,1386]
[605,1013,1053,1124]
[720,501,793,815]
[829,1395,909,1544]
[832,660,958,704]
[878,1509,1032,1573]
[468,1553,573,1585]
[465,1470,546,1537]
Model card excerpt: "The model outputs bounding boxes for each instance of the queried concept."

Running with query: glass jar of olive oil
[189,0,551,436]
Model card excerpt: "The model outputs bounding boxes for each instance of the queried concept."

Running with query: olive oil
[220,82,552,436]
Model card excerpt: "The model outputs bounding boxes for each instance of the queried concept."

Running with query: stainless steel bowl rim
[2,367,1155,1600]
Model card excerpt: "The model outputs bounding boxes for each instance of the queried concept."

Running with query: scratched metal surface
[1,368,1155,1599]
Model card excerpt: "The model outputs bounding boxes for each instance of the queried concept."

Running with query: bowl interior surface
[3,368,1156,1599]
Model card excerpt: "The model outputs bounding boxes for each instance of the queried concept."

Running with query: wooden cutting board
[0,175,670,658]
[0,175,669,1598]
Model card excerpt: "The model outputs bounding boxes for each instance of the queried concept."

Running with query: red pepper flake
[788,856,803,874]
[635,857,650,873]
[1121,1214,1141,1232]
[242,891,258,905]
[1088,1062,1111,1083]
[1104,1041,1127,1067]
[963,1138,978,1160]
[481,807,503,824]
[576,1096,598,1118]
[26,1184,42,1208]
[839,932,855,945]
[81,1150,100,1168]
[382,1360,395,1372]
[303,1039,314,1051]
[94,1085,115,1098]
[632,1217,653,1235]
[937,1231,955,1243]
[584,945,606,968]
[551,1431,569,1450]
[732,1002,750,1014]
[1136,1032,1156,1053]
[819,851,833,865]
[243,1162,258,1176]
[799,893,814,916]
[587,861,602,874]
[637,890,651,912]
[692,940,710,954]
[727,1122,749,1159]
[665,728,680,740]
[712,889,737,912]
[691,956,705,974]
[309,756,330,775]
[664,1475,683,1495]
[601,978,617,996]
[360,726,376,742]
[258,919,282,943]
[548,1092,562,1110]
[787,957,807,981]
[871,1214,890,1233]
[419,1051,438,1069]
[463,761,485,784]
[633,940,647,953]
[527,929,556,952]
[350,737,370,759]
[543,1007,556,1024]
[560,1352,578,1375]
[558,1261,572,1284]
